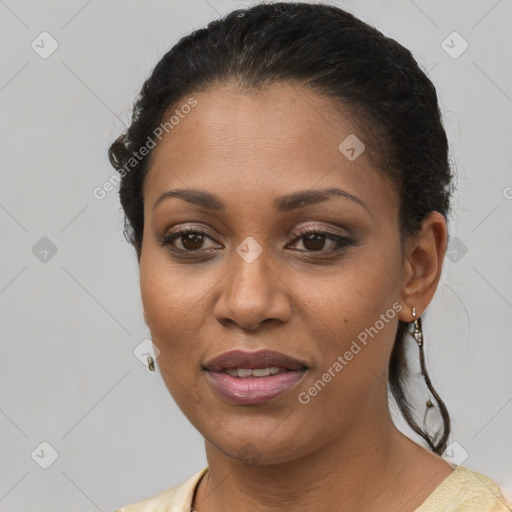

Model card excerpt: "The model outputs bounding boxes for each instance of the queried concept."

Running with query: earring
[412,307,434,418]
[412,307,423,346]
[147,355,155,372]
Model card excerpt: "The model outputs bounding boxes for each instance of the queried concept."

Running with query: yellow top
[115,465,511,512]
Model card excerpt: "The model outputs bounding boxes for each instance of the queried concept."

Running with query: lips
[202,349,308,372]
[203,349,309,405]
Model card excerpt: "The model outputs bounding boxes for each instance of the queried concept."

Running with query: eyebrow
[152,187,369,214]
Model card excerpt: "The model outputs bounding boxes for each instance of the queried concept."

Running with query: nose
[213,248,292,332]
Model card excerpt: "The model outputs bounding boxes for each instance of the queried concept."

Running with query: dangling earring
[147,354,155,372]
[412,307,423,346]
[412,307,434,420]
[409,307,451,452]
[423,398,435,425]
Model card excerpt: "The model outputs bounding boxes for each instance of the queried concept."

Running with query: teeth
[234,368,253,378]
[252,367,271,377]
[225,367,284,378]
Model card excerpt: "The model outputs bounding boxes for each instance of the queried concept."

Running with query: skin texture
[139,82,453,512]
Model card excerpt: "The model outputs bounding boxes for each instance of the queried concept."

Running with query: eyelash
[157,225,354,257]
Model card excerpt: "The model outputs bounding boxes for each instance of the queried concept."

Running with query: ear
[398,211,448,322]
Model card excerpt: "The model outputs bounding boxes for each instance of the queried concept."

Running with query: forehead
[143,82,397,219]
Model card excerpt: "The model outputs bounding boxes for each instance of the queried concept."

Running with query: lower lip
[206,370,307,405]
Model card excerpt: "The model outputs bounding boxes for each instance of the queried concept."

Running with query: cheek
[298,241,402,380]
[138,248,225,386]
[304,247,400,329]
[140,247,206,335]
[139,252,206,405]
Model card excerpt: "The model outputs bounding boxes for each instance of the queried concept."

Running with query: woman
[109,2,510,511]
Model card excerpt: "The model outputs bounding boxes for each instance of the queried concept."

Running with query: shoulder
[114,467,208,512]
[415,465,511,512]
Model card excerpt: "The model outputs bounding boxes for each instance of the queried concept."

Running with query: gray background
[0,0,511,510]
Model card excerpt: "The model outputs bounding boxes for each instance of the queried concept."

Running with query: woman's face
[139,82,410,464]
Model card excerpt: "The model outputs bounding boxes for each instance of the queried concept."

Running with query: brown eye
[288,227,354,254]
[180,232,206,251]
[157,226,353,258]
[302,233,328,251]
[158,228,219,252]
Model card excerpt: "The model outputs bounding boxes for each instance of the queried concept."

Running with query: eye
[157,224,354,257]
[157,227,220,252]
[287,226,353,253]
